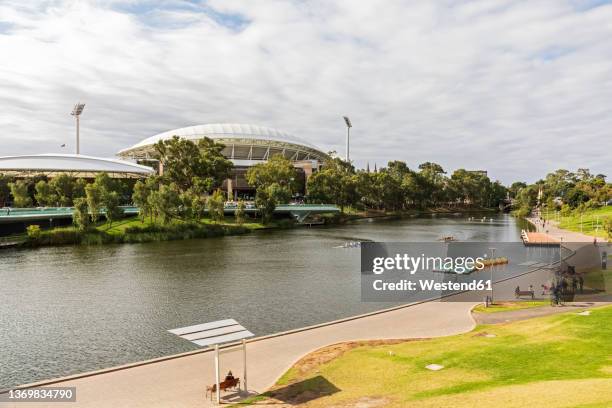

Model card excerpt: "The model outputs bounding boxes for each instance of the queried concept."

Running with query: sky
[0,0,611,184]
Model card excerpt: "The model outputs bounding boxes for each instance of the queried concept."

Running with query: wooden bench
[205,377,241,400]
[515,290,535,299]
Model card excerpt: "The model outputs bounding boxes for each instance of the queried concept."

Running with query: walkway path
[0,301,476,408]
[527,216,595,243]
[473,302,611,324]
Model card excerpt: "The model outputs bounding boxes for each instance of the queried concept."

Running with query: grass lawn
[472,301,549,313]
[543,206,611,239]
[97,215,268,236]
[239,305,612,408]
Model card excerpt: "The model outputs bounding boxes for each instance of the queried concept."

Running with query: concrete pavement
[0,301,477,408]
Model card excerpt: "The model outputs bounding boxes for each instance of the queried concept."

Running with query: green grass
[472,301,549,314]
[23,215,276,247]
[248,306,612,408]
[543,206,612,239]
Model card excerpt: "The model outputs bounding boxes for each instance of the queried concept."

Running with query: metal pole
[215,344,220,404]
[346,126,350,162]
[242,338,247,392]
[489,248,496,302]
[76,115,80,155]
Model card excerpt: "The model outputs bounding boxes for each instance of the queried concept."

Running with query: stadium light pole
[71,103,86,155]
[343,116,352,162]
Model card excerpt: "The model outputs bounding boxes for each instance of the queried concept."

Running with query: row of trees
[2,137,523,228]
[306,158,507,212]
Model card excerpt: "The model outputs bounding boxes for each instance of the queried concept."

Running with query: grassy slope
[253,306,612,408]
[543,206,612,239]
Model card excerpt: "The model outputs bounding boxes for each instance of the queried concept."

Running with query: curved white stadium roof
[0,154,154,176]
[119,123,324,154]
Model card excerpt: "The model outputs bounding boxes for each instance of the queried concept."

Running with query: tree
[132,178,157,222]
[34,180,57,206]
[255,188,276,224]
[307,157,357,212]
[246,155,297,193]
[50,174,75,206]
[418,162,447,206]
[73,178,87,200]
[85,183,103,224]
[208,189,225,222]
[246,155,297,219]
[235,199,246,225]
[148,183,180,224]
[0,174,11,207]
[9,180,32,207]
[103,191,123,228]
[72,197,90,231]
[154,136,233,192]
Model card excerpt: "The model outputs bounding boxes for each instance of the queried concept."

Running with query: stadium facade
[118,123,329,198]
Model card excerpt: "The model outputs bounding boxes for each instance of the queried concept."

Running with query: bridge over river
[0,204,340,225]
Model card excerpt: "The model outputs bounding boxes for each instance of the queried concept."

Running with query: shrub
[26,225,41,240]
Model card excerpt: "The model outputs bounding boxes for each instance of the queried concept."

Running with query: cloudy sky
[0,0,611,184]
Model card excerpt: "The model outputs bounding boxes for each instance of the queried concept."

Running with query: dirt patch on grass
[285,339,416,379]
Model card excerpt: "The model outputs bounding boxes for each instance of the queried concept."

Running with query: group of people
[542,273,584,306]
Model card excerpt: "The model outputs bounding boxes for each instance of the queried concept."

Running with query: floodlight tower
[343,116,352,162]
[71,103,86,154]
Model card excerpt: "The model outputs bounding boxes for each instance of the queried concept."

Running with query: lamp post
[343,116,352,162]
[71,103,86,155]
[488,247,496,303]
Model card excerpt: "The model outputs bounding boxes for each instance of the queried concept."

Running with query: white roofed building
[0,154,154,179]
[118,123,330,198]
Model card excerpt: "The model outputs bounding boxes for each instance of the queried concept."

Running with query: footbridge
[0,204,340,225]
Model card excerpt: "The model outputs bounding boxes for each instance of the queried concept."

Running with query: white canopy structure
[0,154,154,178]
[168,319,254,404]
[117,123,329,164]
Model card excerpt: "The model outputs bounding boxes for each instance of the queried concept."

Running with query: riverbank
[0,301,478,407]
[526,216,600,243]
[244,304,612,408]
[541,206,611,240]
[6,206,499,249]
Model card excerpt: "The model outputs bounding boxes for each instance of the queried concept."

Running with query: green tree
[255,188,276,224]
[246,155,297,219]
[155,136,233,192]
[103,191,123,228]
[85,183,103,224]
[235,199,246,225]
[73,178,87,200]
[148,183,180,224]
[50,174,75,206]
[9,180,32,207]
[307,157,357,212]
[72,197,90,231]
[208,189,226,222]
[246,155,297,194]
[0,174,11,207]
[132,178,157,222]
[34,180,57,206]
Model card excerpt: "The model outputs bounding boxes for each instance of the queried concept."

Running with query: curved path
[1,301,476,408]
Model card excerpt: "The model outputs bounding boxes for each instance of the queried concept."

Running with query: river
[0,213,523,388]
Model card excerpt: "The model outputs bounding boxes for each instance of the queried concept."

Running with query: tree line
[511,168,611,216]
[1,136,544,229]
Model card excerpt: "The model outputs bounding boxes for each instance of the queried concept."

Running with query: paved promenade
[0,301,476,408]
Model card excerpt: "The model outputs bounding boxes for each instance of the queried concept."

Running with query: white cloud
[0,0,610,183]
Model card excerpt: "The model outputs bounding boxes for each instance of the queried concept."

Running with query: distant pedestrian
[579,276,584,293]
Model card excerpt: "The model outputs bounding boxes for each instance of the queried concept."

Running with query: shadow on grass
[230,376,340,406]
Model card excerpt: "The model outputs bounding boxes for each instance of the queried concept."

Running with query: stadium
[118,123,330,198]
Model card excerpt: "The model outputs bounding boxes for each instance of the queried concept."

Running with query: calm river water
[0,214,523,388]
